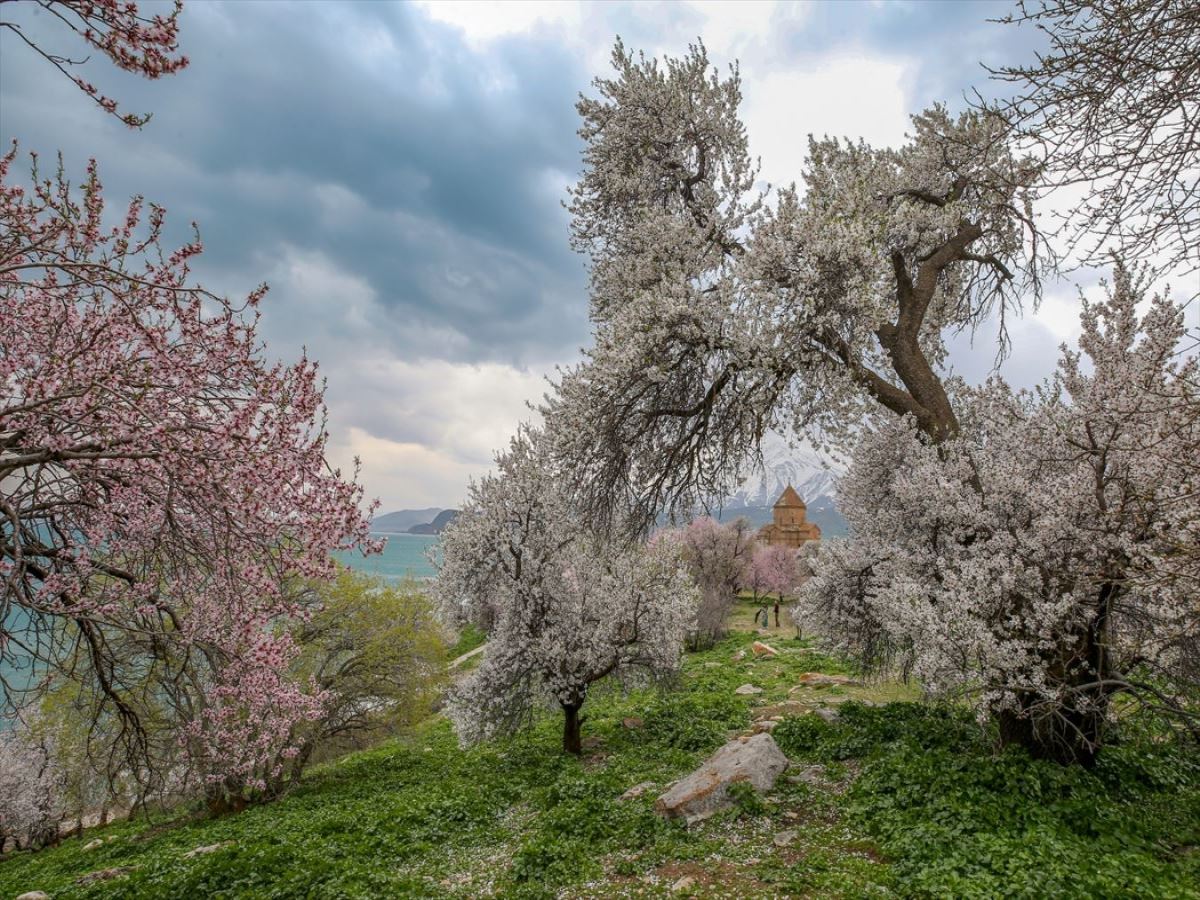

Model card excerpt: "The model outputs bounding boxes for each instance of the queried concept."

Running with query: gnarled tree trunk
[562,702,583,755]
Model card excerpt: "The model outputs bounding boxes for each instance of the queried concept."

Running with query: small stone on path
[792,672,861,689]
[76,866,138,885]
[787,764,827,786]
[184,841,234,859]
[619,781,656,801]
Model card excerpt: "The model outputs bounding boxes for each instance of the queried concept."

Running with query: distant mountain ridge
[407,509,459,535]
[370,508,459,535]
[370,508,443,533]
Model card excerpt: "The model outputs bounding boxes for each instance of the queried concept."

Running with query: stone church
[757,484,821,549]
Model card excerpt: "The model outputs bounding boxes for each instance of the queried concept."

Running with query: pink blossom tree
[743,544,799,627]
[0,0,189,127]
[0,149,379,808]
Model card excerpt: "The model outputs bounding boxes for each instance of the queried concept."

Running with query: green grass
[2,603,1197,899]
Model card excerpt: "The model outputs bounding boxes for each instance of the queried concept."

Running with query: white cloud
[325,361,552,511]
[742,54,912,189]
[413,0,582,46]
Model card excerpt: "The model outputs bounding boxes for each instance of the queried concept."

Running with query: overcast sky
[1,0,1117,511]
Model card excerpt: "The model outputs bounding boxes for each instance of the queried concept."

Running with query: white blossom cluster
[435,426,698,747]
[546,42,1042,528]
[0,723,66,850]
[799,269,1199,759]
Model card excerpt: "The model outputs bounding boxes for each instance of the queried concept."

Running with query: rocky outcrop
[654,733,790,823]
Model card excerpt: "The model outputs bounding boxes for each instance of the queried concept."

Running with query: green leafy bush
[642,690,748,751]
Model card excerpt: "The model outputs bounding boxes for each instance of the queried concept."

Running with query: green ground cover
[2,601,1196,899]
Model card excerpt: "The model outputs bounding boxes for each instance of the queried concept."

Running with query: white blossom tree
[540,40,1197,763]
[675,516,755,648]
[436,426,697,755]
[800,268,1199,763]
[0,720,66,851]
[988,0,1200,275]
[546,42,1043,532]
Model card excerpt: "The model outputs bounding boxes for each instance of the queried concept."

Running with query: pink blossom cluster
[0,148,379,791]
[6,1,189,127]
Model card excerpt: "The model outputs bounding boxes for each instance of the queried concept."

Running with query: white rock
[734,683,764,695]
[16,892,50,900]
[671,875,697,892]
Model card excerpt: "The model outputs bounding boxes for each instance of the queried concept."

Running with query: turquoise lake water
[334,533,440,581]
[1,535,440,710]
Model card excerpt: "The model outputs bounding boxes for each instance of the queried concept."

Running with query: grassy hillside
[2,603,1197,899]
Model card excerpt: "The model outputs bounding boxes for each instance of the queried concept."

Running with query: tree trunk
[562,702,583,755]
[774,600,780,628]
[997,698,1106,767]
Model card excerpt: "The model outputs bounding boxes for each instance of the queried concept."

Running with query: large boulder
[654,733,790,823]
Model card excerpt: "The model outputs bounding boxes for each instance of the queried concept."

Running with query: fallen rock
[619,781,657,801]
[655,733,790,823]
[734,683,763,696]
[751,641,778,658]
[16,892,50,900]
[183,841,234,859]
[813,707,840,723]
[672,875,697,892]
[791,672,861,689]
[83,838,103,851]
[732,650,747,661]
[773,829,798,847]
[622,716,644,729]
[77,866,138,885]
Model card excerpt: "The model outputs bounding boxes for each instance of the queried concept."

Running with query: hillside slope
[2,606,1196,899]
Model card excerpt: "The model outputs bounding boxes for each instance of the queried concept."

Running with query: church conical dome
[775,485,806,508]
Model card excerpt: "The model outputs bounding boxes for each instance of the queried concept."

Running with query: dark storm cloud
[769,0,1049,112]
[0,0,591,366]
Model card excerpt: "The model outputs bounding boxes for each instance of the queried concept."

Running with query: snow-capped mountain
[725,432,844,509]
[715,433,850,535]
